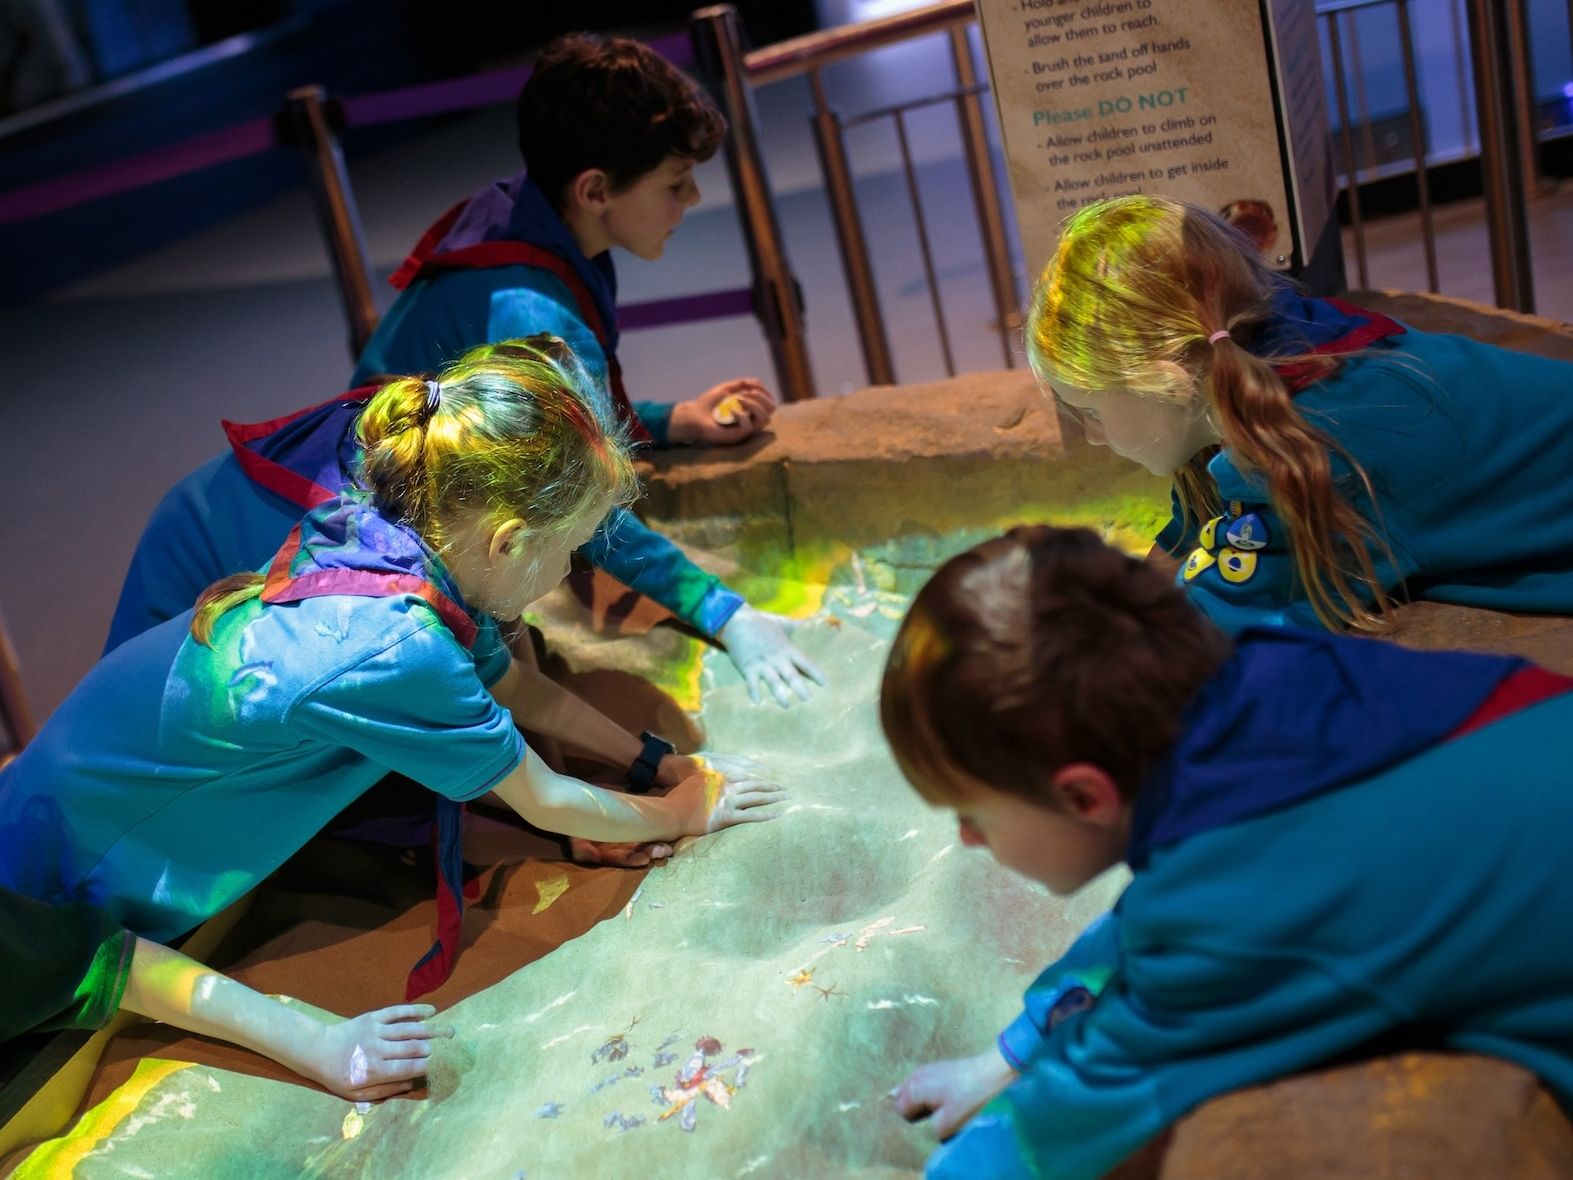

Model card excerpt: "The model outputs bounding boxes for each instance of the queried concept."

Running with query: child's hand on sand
[294,1004,455,1102]
[667,379,775,445]
[669,763,787,836]
[719,605,827,708]
[893,1049,1019,1141]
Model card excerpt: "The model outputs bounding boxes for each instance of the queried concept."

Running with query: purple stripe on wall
[0,116,277,227]
[620,286,755,330]
[0,30,699,227]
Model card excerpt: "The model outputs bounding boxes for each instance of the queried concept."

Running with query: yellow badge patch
[1183,548,1217,581]
[1217,547,1258,583]
[1197,515,1222,550]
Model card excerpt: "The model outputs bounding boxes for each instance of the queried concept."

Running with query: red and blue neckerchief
[1127,627,1573,868]
[261,493,482,999]
[387,171,651,443]
[1254,288,1406,391]
[223,387,376,511]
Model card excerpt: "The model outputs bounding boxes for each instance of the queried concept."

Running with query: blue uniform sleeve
[998,913,1121,1070]
[487,280,674,446]
[289,614,524,801]
[581,507,745,637]
[930,938,1402,1180]
[0,886,136,1039]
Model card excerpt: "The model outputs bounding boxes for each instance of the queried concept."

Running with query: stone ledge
[1152,1053,1573,1179]
[637,369,1169,559]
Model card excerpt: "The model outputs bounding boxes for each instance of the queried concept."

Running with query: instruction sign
[975,0,1334,276]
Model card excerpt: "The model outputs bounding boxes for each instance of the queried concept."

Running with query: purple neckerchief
[432,172,620,354]
[261,492,477,649]
[1127,627,1524,869]
[224,392,370,511]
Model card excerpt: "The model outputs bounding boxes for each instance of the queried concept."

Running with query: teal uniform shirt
[1164,316,1573,632]
[929,637,1573,1179]
[3,547,518,944]
[354,263,674,445]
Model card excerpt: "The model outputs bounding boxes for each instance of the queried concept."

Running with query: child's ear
[487,518,529,563]
[1047,763,1125,828]
[565,168,610,215]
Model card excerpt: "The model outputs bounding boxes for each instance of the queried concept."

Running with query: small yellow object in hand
[711,393,746,426]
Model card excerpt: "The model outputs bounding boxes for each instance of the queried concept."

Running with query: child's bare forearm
[492,744,689,842]
[492,659,643,771]
[120,937,320,1061]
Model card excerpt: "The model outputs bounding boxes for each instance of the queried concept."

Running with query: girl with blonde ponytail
[0,338,784,1093]
[1028,195,1573,632]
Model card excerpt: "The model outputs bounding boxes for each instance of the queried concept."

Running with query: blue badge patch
[1225,512,1269,551]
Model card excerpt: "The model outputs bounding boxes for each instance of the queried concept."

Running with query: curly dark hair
[518,32,726,209]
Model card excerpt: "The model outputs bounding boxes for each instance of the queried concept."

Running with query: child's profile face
[1050,379,1217,477]
[449,502,608,623]
[601,155,702,261]
[952,780,1128,895]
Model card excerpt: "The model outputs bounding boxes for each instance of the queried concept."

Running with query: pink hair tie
[1208,329,1232,345]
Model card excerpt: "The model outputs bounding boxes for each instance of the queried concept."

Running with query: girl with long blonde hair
[1028,195,1573,632]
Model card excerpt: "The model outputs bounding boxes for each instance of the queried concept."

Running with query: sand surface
[13,553,1127,1179]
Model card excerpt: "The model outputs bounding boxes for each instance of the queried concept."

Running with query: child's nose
[957,819,986,847]
[683,182,701,209]
[1082,418,1107,446]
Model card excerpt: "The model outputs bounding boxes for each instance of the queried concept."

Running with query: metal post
[692,6,817,401]
[1503,0,1544,195]
[893,108,956,376]
[282,85,380,358]
[808,68,896,386]
[1466,0,1536,311]
[1394,0,1439,292]
[948,26,1018,368]
[1451,0,1475,156]
[1344,13,1382,177]
[1326,14,1370,289]
[0,604,36,757]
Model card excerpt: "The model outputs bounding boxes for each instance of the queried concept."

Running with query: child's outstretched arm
[895,916,1118,1139]
[919,937,1399,1180]
[488,658,698,790]
[119,938,452,1101]
[491,743,785,846]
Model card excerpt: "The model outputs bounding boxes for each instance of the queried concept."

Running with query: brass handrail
[742,0,973,85]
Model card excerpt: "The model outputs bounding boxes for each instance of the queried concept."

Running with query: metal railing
[1316,0,1535,310]
[701,0,1017,387]
[0,0,1557,403]
[694,0,1549,398]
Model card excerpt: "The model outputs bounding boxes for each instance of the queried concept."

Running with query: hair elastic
[423,378,442,419]
[1207,329,1232,345]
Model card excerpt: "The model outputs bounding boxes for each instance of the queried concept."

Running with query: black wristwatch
[625,730,675,794]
